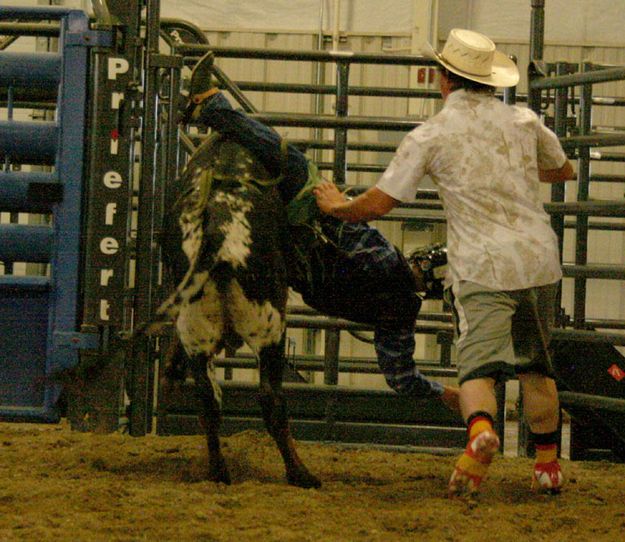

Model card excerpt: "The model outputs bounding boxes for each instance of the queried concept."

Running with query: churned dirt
[0,421,624,542]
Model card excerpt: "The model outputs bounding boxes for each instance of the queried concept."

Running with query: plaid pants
[337,223,443,398]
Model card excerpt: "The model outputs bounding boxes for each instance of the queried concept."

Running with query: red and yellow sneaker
[532,460,564,494]
[448,430,500,498]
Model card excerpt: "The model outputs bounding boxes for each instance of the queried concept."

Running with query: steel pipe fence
[176,43,441,67]
[532,67,625,91]
[166,25,625,374]
[559,392,625,414]
[215,355,457,379]
[285,315,625,345]
[527,0,625,460]
[584,318,625,330]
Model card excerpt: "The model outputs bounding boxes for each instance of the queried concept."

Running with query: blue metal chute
[0,8,105,423]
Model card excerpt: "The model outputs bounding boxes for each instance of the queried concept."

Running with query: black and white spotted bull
[149,134,320,488]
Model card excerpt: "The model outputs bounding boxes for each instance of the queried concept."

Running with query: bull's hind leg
[176,281,230,484]
[227,280,320,488]
[258,337,321,489]
[187,352,230,485]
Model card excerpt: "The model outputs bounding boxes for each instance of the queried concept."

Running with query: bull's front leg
[188,353,231,485]
[258,338,321,489]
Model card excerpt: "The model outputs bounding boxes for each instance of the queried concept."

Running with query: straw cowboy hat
[423,28,519,88]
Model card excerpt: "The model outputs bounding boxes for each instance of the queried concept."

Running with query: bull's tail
[139,256,214,338]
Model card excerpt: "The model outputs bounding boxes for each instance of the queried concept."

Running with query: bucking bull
[146,134,321,488]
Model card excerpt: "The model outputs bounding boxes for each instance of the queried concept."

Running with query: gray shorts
[445,281,559,384]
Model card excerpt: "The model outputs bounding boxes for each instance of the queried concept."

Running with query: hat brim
[423,41,520,88]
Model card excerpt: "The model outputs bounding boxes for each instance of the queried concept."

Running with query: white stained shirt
[377,89,567,291]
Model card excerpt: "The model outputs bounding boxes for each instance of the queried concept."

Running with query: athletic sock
[535,443,558,464]
[449,412,499,497]
[468,415,493,439]
[531,431,563,493]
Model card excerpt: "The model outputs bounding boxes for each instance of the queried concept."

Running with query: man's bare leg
[518,373,559,433]
[519,373,564,493]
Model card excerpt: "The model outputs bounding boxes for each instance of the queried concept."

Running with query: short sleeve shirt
[376,89,567,291]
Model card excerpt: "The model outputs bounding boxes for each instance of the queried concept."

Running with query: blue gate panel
[0,6,101,423]
[0,121,58,165]
[0,281,49,411]
[0,172,59,213]
[0,224,53,263]
[0,52,61,90]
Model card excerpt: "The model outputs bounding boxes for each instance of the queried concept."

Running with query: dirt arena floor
[1,421,624,542]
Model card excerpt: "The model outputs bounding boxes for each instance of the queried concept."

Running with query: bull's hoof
[207,470,231,485]
[287,470,321,489]
[208,458,231,485]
